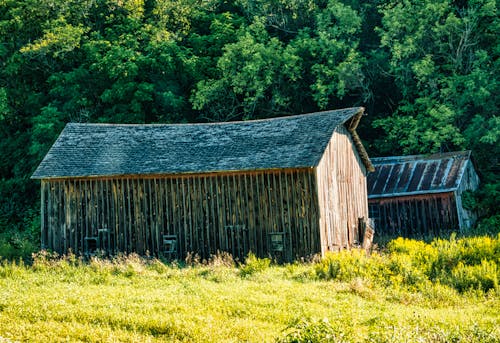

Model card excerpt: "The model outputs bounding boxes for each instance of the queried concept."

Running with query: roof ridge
[65,107,363,128]
[371,150,471,164]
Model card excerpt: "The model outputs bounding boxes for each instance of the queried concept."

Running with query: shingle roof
[367,151,472,199]
[32,107,367,179]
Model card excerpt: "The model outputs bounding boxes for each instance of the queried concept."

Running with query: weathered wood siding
[368,192,459,237]
[315,125,369,253]
[40,169,321,259]
[455,160,480,231]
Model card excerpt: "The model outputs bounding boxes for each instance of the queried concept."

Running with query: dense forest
[0,0,498,252]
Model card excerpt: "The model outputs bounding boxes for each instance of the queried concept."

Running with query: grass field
[0,236,499,342]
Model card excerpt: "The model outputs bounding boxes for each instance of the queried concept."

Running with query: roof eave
[31,166,318,180]
[368,188,458,199]
[345,108,375,173]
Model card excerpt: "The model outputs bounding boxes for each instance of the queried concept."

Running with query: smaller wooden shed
[367,151,479,238]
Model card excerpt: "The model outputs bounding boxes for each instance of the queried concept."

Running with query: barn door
[225,225,249,261]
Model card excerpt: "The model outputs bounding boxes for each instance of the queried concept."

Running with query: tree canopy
[0,0,498,244]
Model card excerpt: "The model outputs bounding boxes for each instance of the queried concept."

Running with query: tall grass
[0,236,498,342]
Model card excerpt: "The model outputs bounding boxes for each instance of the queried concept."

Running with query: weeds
[0,236,498,342]
[239,253,271,277]
[315,235,500,295]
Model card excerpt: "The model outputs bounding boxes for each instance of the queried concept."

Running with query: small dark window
[269,232,285,252]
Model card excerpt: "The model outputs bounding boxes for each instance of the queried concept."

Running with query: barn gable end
[33,107,372,260]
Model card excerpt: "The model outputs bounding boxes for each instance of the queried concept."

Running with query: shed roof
[367,151,472,199]
[32,107,371,179]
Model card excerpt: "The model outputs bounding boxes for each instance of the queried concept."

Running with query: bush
[276,318,351,343]
[239,253,271,277]
[0,233,37,261]
[314,249,381,282]
[450,260,499,293]
[314,235,500,295]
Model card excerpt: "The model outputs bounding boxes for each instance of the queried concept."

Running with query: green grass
[0,236,499,342]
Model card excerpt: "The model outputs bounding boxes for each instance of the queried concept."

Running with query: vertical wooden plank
[64,181,70,253]
[107,179,113,253]
[132,178,139,254]
[256,172,264,255]
[227,175,233,227]
[298,171,307,254]
[131,178,138,253]
[266,173,273,236]
[307,170,319,253]
[180,177,188,254]
[284,172,293,259]
[40,181,46,250]
[154,177,159,256]
[90,179,96,241]
[189,176,197,256]
[83,180,88,251]
[71,181,78,253]
[98,179,104,232]
[58,180,64,253]
[140,177,146,254]
[48,182,54,251]
[187,177,194,255]
[209,175,217,253]
[110,179,117,252]
[112,179,118,252]
[125,178,131,253]
[277,172,285,233]
[197,176,204,257]
[147,178,154,255]
[173,177,181,255]
[202,176,210,257]
[116,178,123,253]
[78,179,86,254]
[244,174,254,254]
[222,175,230,252]
[140,178,147,255]
[141,178,148,255]
[112,178,118,253]
[216,175,224,252]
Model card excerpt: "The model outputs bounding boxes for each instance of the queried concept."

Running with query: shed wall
[454,160,480,231]
[368,192,459,238]
[315,125,369,253]
[41,169,321,259]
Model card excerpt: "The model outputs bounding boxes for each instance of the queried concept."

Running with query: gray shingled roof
[367,151,472,199]
[32,107,364,179]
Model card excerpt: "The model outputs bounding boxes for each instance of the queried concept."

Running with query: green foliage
[276,318,351,343]
[0,0,498,240]
[315,235,500,294]
[239,252,271,277]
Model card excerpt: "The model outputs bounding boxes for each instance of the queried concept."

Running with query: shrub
[314,249,375,282]
[239,253,270,277]
[449,260,499,293]
[314,235,500,295]
[0,235,37,261]
[276,318,351,343]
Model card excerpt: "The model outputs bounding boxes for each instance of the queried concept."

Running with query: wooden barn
[367,151,479,238]
[32,107,374,260]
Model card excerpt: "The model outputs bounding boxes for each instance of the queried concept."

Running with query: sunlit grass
[0,236,499,342]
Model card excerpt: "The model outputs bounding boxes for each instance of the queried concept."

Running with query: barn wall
[368,192,459,238]
[315,125,369,253]
[40,169,321,260]
[454,160,480,231]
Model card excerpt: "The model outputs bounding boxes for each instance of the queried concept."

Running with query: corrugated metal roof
[367,151,472,198]
[32,107,365,179]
